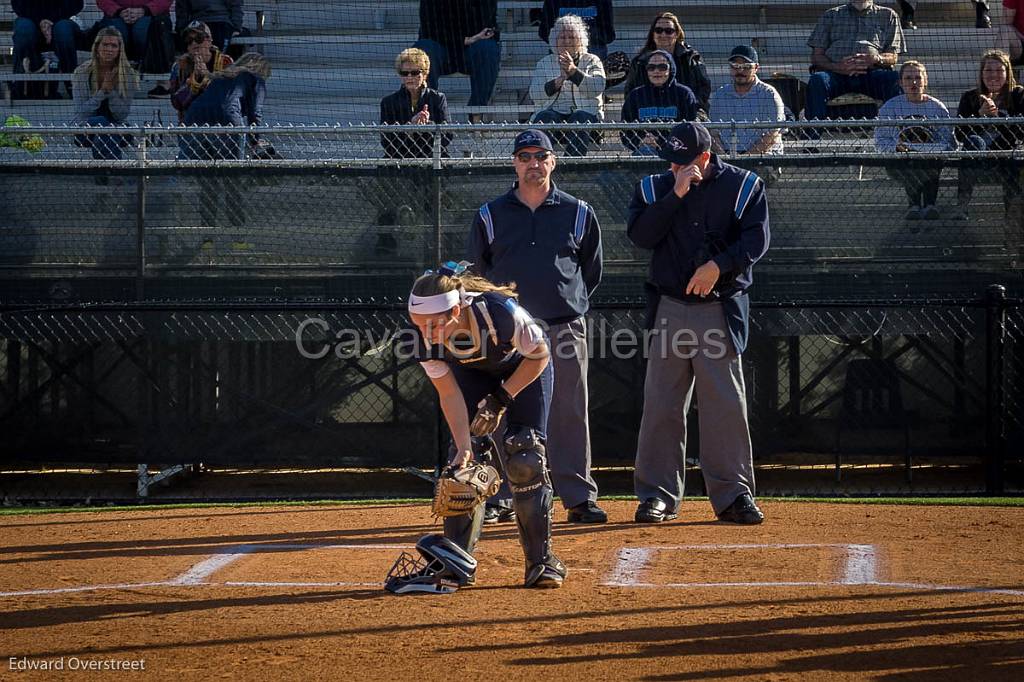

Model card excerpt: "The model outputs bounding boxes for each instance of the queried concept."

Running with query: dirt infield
[1,500,1022,680]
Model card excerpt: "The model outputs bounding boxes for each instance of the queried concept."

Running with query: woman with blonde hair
[528,14,605,156]
[380,47,450,159]
[397,261,564,591]
[952,50,1024,219]
[71,27,139,166]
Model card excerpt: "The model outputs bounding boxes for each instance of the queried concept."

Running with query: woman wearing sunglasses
[405,261,565,589]
[380,47,450,159]
[624,12,711,115]
[168,21,233,123]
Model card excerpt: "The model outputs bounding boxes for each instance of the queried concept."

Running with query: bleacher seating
[0,0,1012,128]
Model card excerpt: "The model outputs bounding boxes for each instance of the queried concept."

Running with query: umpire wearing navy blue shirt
[628,121,770,525]
[468,129,606,524]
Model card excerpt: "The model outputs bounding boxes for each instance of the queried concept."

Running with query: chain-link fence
[1,121,1022,300]
[1,120,1022,501]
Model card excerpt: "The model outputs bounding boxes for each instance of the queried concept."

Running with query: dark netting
[1,296,1020,501]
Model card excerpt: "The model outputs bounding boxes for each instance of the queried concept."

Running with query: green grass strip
[1,495,1021,517]
[0,499,431,517]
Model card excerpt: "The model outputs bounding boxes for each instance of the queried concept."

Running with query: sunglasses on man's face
[729,63,755,72]
[399,70,423,77]
[653,27,677,35]
[646,63,670,73]
[515,151,551,163]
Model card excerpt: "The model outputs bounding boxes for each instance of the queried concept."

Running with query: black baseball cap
[658,122,712,166]
[513,129,555,153]
[729,45,759,64]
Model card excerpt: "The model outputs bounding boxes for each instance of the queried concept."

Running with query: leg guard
[441,436,498,555]
[501,426,559,579]
[443,502,484,557]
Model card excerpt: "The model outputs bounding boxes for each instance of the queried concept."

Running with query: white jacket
[529,52,605,119]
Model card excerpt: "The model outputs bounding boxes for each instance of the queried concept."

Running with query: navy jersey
[413,292,547,379]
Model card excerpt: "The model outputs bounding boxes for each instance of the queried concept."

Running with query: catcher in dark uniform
[385,261,565,593]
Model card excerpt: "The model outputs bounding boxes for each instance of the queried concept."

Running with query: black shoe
[148,84,171,98]
[483,505,515,525]
[717,493,765,525]
[524,554,567,588]
[634,498,677,523]
[567,501,608,524]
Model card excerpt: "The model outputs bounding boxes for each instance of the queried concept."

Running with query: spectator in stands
[380,48,451,159]
[624,12,711,116]
[806,1,904,125]
[875,61,955,224]
[96,1,171,58]
[414,0,501,121]
[538,0,615,61]
[181,53,269,227]
[71,27,138,172]
[182,52,268,157]
[529,14,605,157]
[951,50,1024,220]
[620,50,699,156]
[174,0,244,52]
[169,21,234,123]
[11,0,85,81]
[709,46,787,156]
[896,1,992,30]
[1001,0,1024,65]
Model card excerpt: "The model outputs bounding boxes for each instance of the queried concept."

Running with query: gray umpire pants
[545,317,599,509]
[634,298,755,515]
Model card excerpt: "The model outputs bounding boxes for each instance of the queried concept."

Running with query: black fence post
[432,131,443,267]
[135,125,148,301]
[985,284,1007,494]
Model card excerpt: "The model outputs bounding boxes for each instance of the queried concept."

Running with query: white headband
[408,288,475,314]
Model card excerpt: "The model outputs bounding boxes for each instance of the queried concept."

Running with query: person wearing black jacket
[620,49,699,155]
[951,49,1024,220]
[538,0,615,61]
[468,129,607,525]
[623,11,711,115]
[380,48,451,159]
[11,0,85,76]
[414,0,500,113]
[627,122,770,527]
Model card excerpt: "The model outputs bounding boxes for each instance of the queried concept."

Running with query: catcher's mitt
[431,462,502,517]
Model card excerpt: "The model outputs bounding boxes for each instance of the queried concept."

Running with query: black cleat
[524,555,567,588]
[634,498,677,523]
[717,493,765,525]
[483,505,516,525]
[567,501,608,524]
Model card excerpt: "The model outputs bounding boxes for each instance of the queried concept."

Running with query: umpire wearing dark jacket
[468,129,606,524]
[628,121,770,526]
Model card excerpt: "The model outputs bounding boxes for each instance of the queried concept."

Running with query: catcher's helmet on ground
[384,534,477,595]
